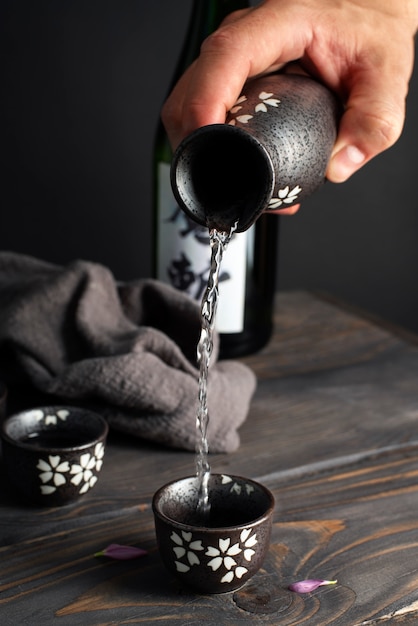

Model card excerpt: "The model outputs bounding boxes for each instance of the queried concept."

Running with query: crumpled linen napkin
[0,252,256,452]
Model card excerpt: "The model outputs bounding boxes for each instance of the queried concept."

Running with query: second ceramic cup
[1,406,108,506]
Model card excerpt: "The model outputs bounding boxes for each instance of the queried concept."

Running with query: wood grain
[2,452,418,624]
[1,291,418,624]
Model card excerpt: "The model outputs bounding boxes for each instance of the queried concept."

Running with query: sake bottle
[153,0,278,359]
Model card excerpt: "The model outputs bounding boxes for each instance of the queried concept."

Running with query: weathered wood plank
[1,451,418,624]
[242,291,405,379]
[1,291,418,624]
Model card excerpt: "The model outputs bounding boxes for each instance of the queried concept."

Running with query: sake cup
[0,406,108,506]
[152,473,274,594]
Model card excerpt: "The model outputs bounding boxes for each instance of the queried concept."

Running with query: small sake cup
[0,406,108,506]
[152,473,274,594]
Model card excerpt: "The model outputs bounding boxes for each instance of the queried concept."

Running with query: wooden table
[2,291,418,625]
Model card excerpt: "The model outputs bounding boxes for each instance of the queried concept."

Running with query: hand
[162,0,418,214]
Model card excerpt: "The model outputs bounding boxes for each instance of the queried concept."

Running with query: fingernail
[346,145,366,164]
[330,145,366,182]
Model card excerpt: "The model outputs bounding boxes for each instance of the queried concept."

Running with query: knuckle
[161,98,176,129]
[200,25,242,57]
[366,106,405,150]
[220,8,249,26]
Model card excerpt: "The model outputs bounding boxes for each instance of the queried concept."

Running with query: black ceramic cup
[0,406,108,506]
[153,473,275,594]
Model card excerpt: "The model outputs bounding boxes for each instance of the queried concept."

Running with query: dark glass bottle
[153,0,278,359]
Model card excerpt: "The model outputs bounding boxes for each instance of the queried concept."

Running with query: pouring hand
[162,0,418,194]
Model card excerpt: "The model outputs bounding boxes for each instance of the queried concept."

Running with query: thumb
[327,68,410,182]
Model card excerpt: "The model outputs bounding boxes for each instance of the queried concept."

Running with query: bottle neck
[176,0,250,78]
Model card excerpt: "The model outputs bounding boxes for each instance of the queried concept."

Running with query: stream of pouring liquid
[195,226,235,522]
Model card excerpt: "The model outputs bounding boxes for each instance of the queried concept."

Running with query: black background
[1,0,417,333]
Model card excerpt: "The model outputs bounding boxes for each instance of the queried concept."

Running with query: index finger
[162,5,308,147]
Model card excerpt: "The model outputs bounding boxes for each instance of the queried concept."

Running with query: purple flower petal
[288,579,337,593]
[94,543,147,560]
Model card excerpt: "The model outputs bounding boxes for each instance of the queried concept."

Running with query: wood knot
[233,578,293,615]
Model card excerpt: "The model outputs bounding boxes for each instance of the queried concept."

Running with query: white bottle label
[156,162,247,333]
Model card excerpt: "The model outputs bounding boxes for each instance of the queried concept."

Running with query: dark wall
[278,42,418,332]
[1,1,417,333]
[1,0,191,279]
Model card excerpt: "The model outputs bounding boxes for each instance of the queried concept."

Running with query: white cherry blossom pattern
[229,95,247,114]
[206,537,243,583]
[228,95,254,125]
[70,452,98,494]
[255,91,281,112]
[240,528,258,562]
[37,455,70,495]
[206,529,258,584]
[36,442,105,496]
[167,524,260,584]
[93,442,105,472]
[171,531,204,573]
[268,185,302,209]
[32,409,46,422]
[228,114,253,126]
[221,474,255,496]
[228,91,281,125]
[34,409,70,426]
[226,93,303,208]
[30,408,105,497]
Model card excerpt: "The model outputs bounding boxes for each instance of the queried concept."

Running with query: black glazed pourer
[171,72,340,232]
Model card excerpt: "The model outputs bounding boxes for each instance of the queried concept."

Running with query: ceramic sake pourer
[171,72,340,232]
[152,473,274,594]
[0,406,108,506]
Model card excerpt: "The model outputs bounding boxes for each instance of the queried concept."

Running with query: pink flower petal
[288,579,337,593]
[94,543,147,560]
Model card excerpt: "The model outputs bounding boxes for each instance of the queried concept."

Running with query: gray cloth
[0,252,256,452]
